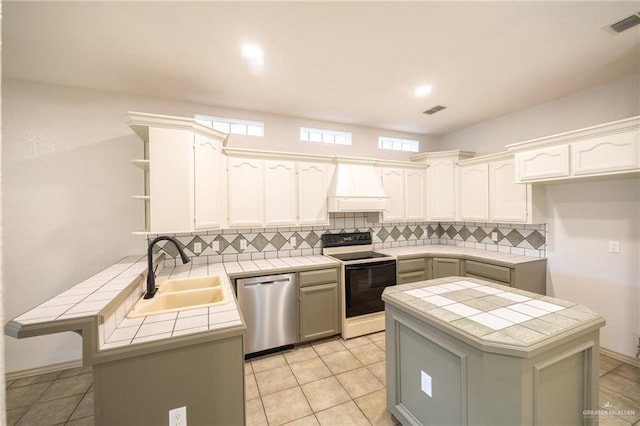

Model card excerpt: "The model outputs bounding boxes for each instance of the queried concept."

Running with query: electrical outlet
[491,232,498,242]
[608,240,620,253]
[212,241,220,252]
[240,239,247,250]
[169,406,187,426]
[290,236,296,247]
[420,370,432,397]
[193,242,202,254]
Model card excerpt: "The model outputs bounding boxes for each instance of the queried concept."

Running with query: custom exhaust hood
[327,162,390,212]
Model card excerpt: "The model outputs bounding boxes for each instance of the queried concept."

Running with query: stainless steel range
[322,232,397,339]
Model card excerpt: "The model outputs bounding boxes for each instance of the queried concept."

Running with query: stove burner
[329,251,388,261]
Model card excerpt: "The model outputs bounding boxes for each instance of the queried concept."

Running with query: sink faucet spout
[145,236,191,299]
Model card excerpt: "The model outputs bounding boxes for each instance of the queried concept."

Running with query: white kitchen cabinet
[298,162,330,226]
[508,116,640,183]
[457,153,544,224]
[194,133,225,230]
[264,160,298,226]
[571,132,639,176]
[405,169,426,221]
[125,112,228,234]
[457,163,489,221]
[381,168,405,222]
[227,157,264,227]
[412,151,474,221]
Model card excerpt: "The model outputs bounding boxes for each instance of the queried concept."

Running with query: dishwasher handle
[241,278,291,287]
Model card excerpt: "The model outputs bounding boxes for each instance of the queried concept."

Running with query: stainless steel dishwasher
[236,273,297,355]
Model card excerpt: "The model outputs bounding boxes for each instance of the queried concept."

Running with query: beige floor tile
[283,414,320,425]
[290,357,332,385]
[342,336,372,349]
[321,350,363,375]
[601,372,640,405]
[311,338,346,356]
[252,354,288,373]
[301,376,351,412]
[611,364,640,384]
[6,382,52,411]
[58,366,93,378]
[597,414,635,426]
[368,332,385,342]
[600,354,625,376]
[246,398,268,426]
[39,373,93,402]
[262,386,313,425]
[255,365,298,396]
[9,372,61,389]
[315,401,370,426]
[373,339,386,351]
[70,391,93,420]
[65,416,95,426]
[16,394,83,426]
[349,343,385,365]
[245,362,254,376]
[6,406,29,426]
[246,374,260,400]
[600,386,640,424]
[336,367,384,399]
[285,345,319,365]
[367,361,387,385]
[355,389,396,425]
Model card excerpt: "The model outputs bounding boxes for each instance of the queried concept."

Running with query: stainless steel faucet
[145,236,190,299]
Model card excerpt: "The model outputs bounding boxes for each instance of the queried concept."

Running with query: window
[195,115,264,137]
[300,127,352,145]
[378,136,419,153]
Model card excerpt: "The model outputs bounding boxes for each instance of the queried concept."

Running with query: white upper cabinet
[124,112,228,234]
[508,116,640,183]
[227,157,264,228]
[458,163,489,221]
[381,168,405,222]
[457,153,544,224]
[404,169,426,221]
[265,160,297,226]
[194,133,225,230]
[298,162,330,226]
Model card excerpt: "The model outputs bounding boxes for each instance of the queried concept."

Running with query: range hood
[327,163,390,212]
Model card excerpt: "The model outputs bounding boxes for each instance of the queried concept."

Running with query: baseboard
[600,347,640,368]
[5,359,84,381]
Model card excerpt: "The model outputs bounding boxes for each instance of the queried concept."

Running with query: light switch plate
[491,232,498,242]
[421,370,432,397]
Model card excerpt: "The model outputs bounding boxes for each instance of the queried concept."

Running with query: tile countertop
[5,254,340,355]
[382,276,605,357]
[377,245,545,265]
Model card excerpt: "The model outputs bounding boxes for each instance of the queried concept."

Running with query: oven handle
[345,260,396,271]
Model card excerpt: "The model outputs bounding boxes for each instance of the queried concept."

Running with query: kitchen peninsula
[382,276,605,425]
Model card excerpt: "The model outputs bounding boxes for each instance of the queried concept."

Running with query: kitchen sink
[126,275,227,318]
[157,275,222,293]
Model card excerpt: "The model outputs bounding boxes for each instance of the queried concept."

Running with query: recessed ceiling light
[414,85,433,97]
[242,44,263,60]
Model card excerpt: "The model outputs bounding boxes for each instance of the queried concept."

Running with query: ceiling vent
[610,12,640,33]
[423,105,447,115]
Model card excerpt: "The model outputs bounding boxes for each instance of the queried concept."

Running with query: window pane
[322,134,335,143]
[230,123,246,135]
[212,122,230,133]
[309,132,322,142]
[247,125,263,136]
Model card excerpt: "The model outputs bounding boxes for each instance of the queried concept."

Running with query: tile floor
[4,332,640,425]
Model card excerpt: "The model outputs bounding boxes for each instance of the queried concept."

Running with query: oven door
[344,259,397,318]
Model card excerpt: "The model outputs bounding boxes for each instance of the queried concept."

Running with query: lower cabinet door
[432,258,461,278]
[299,282,340,341]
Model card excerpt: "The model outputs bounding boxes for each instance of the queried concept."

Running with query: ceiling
[3,1,640,136]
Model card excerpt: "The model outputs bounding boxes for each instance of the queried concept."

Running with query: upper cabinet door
[489,158,529,223]
[405,169,426,221]
[227,157,264,227]
[298,162,329,226]
[515,145,570,182]
[194,133,224,230]
[427,159,457,220]
[265,160,298,226]
[571,132,639,176]
[458,163,489,221]
[381,168,405,222]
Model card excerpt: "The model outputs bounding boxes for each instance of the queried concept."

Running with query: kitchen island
[382,276,605,426]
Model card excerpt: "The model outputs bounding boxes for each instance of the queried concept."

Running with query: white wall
[437,73,640,155]
[2,78,438,374]
[438,73,640,358]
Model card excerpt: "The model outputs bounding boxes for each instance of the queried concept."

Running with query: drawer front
[398,257,426,274]
[515,145,569,182]
[465,260,511,284]
[571,132,639,176]
[299,268,339,287]
[398,271,426,285]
